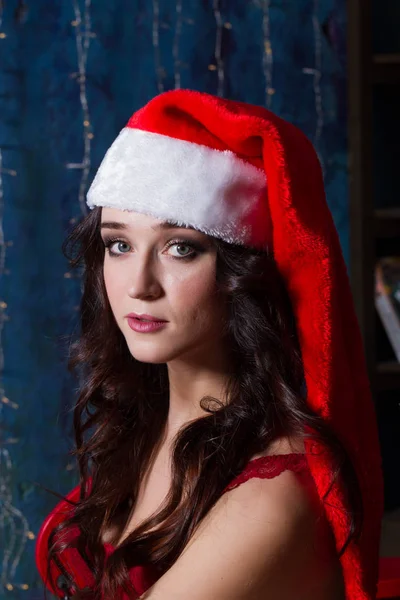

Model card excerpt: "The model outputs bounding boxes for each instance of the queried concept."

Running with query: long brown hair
[47,206,363,598]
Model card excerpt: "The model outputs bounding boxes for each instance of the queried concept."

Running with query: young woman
[36,90,384,600]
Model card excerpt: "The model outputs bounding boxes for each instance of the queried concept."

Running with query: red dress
[36,453,320,598]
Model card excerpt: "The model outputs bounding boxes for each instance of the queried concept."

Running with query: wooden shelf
[376,361,400,391]
[373,54,400,84]
[374,208,400,237]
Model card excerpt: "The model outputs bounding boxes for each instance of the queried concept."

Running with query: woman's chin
[126,342,181,365]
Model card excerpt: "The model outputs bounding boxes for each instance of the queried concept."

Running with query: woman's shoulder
[224,435,328,549]
[249,434,306,460]
[223,435,308,492]
[223,435,313,515]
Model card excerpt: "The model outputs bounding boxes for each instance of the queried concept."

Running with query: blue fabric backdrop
[0,0,347,596]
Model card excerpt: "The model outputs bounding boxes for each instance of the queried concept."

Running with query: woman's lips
[127,317,168,333]
[127,312,167,322]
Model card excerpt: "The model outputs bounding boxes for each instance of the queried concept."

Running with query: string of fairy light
[303,0,325,173]
[64,0,95,440]
[261,0,274,108]
[152,0,165,93]
[64,0,94,286]
[173,0,183,89]
[212,0,224,97]
[66,0,94,218]
[0,5,35,594]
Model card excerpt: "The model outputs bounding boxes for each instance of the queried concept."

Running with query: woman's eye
[166,242,197,259]
[105,240,131,256]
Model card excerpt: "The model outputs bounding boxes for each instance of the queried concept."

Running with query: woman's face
[100,208,227,365]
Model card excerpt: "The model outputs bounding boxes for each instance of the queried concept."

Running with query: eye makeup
[102,235,206,261]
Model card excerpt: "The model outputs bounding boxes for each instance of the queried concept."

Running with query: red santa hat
[85,89,383,599]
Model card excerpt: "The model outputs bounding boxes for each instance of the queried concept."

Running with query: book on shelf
[375,257,400,363]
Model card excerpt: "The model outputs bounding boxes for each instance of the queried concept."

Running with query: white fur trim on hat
[86,127,268,246]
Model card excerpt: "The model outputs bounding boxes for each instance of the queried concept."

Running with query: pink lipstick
[126,312,168,333]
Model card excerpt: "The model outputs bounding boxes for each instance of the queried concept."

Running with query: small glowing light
[224,22,232,29]
[64,272,72,279]
[26,531,35,540]
[83,120,90,127]
[6,583,13,591]
[70,217,77,224]
[267,88,275,95]
[21,583,29,590]
[0,301,7,309]
[88,133,94,139]
[0,32,7,39]
[71,20,79,26]
[0,168,17,176]
[66,162,84,169]
[208,64,217,71]
[2,396,19,409]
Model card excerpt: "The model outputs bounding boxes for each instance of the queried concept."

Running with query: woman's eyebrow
[100,221,194,232]
[100,221,128,231]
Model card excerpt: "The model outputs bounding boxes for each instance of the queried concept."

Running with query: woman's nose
[127,256,162,299]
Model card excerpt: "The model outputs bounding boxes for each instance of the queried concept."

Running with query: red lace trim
[223,452,309,493]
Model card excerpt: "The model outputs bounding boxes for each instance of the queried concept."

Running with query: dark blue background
[0,0,347,596]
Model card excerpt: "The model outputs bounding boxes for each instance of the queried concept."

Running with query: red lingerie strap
[223,453,309,493]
